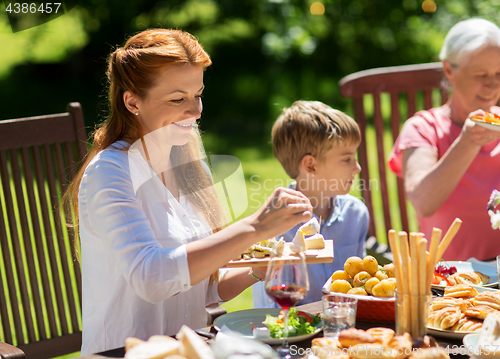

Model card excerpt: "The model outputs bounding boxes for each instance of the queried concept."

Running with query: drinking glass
[321,295,357,338]
[265,251,309,359]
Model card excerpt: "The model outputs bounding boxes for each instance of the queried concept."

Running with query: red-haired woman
[66,29,312,354]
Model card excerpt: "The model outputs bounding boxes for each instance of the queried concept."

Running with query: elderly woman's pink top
[388,107,500,261]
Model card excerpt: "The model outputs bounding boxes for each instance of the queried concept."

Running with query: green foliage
[1,0,499,152]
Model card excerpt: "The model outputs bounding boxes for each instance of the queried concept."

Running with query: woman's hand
[459,110,500,147]
[249,187,312,240]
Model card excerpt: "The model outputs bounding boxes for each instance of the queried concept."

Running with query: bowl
[463,333,500,359]
[322,277,395,322]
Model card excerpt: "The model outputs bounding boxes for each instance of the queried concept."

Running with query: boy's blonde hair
[272,100,361,179]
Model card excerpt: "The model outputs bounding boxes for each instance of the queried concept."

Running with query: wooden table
[71,301,470,359]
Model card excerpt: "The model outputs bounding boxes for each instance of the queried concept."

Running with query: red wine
[266,284,307,310]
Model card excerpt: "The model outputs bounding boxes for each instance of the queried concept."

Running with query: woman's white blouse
[79,141,222,355]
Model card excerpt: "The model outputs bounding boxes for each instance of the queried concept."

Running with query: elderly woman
[388,18,500,261]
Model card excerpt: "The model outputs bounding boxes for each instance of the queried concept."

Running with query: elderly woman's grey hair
[440,18,500,67]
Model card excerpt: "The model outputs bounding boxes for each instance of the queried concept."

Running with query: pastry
[311,338,348,359]
[366,327,395,346]
[338,328,377,348]
[448,271,490,286]
[312,337,341,349]
[385,333,413,359]
[408,346,450,359]
[449,316,483,332]
[472,291,500,310]
[464,305,498,320]
[429,297,467,312]
[427,307,461,329]
[348,343,386,359]
[443,284,479,298]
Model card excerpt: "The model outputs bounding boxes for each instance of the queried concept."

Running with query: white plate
[471,118,500,132]
[431,261,498,289]
[463,333,500,358]
[427,326,477,340]
[213,308,323,345]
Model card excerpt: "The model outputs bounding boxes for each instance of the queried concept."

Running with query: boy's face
[313,142,361,196]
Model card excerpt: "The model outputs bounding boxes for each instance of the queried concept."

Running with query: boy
[252,100,369,307]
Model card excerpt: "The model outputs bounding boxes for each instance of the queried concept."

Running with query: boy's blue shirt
[252,193,369,308]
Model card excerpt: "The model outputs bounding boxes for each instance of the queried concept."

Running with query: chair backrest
[339,62,448,242]
[0,103,87,358]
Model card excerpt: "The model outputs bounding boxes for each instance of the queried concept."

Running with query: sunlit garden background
[1,0,500,357]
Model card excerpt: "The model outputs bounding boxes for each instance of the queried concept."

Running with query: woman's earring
[135,112,139,116]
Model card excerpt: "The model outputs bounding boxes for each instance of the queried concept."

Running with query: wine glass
[264,251,309,358]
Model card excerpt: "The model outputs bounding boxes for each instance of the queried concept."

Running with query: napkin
[211,326,279,359]
[467,257,497,269]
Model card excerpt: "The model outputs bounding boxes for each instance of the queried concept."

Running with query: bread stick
[436,218,462,260]
[388,230,404,333]
[427,228,442,291]
[409,233,420,336]
[418,238,428,334]
[399,231,411,334]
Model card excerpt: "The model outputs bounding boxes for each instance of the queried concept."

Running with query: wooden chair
[0,103,87,358]
[339,62,448,255]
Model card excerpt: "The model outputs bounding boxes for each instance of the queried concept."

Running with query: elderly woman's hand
[249,187,312,240]
[459,110,500,147]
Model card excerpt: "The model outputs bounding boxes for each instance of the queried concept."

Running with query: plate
[431,261,498,289]
[213,308,323,345]
[427,326,477,340]
[463,333,500,358]
[471,118,500,132]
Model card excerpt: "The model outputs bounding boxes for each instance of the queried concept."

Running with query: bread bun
[339,328,377,348]
[176,325,215,359]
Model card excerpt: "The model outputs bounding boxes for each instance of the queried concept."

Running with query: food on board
[290,218,325,253]
[235,237,285,260]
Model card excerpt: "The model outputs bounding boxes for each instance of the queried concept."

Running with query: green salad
[262,308,322,338]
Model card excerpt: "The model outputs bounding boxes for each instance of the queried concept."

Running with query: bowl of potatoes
[322,255,396,322]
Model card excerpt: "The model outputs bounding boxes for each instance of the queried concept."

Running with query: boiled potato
[330,279,352,294]
[353,271,371,287]
[331,270,350,282]
[387,277,397,288]
[382,263,395,278]
[361,255,379,276]
[371,279,395,297]
[364,277,380,295]
[375,270,388,281]
[344,256,363,277]
[347,287,368,295]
